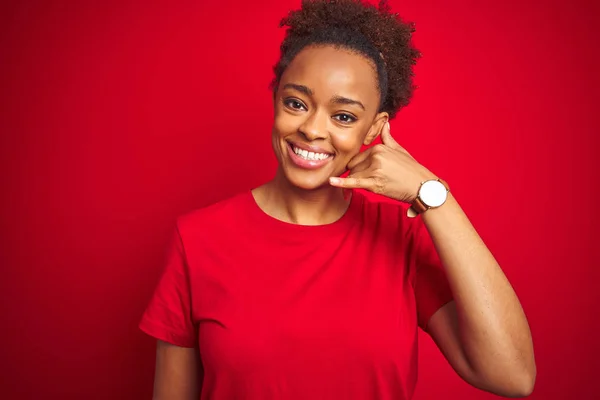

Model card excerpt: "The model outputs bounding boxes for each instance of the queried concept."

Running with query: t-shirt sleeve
[408,216,454,331]
[139,226,197,348]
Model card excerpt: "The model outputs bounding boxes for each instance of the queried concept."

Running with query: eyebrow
[282,83,313,96]
[282,83,365,111]
[330,95,365,111]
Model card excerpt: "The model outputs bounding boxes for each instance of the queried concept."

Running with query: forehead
[280,45,380,109]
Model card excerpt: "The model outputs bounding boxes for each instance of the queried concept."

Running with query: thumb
[380,122,399,148]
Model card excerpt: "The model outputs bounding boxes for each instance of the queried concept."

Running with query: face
[272,45,388,190]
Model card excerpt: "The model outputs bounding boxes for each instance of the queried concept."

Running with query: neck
[253,168,351,226]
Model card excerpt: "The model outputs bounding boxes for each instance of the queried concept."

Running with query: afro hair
[271,0,421,119]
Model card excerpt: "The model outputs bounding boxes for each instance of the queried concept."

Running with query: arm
[423,194,536,397]
[330,122,536,396]
[153,340,200,400]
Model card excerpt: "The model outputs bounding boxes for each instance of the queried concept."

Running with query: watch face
[419,180,448,207]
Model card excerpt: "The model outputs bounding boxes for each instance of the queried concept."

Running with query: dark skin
[152,45,536,399]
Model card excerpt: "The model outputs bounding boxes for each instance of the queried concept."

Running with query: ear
[363,112,389,146]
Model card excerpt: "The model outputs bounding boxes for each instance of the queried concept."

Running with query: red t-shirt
[140,190,453,400]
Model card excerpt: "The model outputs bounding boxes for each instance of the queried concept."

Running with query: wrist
[421,192,460,224]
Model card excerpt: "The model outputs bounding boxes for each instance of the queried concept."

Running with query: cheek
[272,109,299,138]
[332,128,367,155]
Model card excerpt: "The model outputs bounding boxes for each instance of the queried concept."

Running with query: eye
[283,98,307,111]
[333,113,357,124]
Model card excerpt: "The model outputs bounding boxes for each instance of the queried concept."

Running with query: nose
[298,109,328,141]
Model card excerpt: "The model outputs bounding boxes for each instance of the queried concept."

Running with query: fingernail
[329,177,341,185]
[386,122,391,130]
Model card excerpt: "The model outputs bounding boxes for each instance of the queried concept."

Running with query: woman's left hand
[329,122,435,204]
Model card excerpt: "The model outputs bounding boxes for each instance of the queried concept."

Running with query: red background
[1,0,598,398]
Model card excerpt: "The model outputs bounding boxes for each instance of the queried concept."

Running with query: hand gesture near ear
[329,123,436,204]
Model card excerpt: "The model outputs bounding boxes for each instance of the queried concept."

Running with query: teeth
[292,145,331,161]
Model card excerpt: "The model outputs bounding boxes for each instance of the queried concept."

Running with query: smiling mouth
[288,143,333,161]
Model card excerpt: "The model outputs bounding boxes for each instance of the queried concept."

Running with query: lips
[286,142,334,169]
[287,140,333,156]
[290,144,332,161]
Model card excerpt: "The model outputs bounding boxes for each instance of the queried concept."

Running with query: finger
[381,123,415,159]
[346,147,374,170]
[329,175,374,190]
[348,158,371,175]
[380,122,400,148]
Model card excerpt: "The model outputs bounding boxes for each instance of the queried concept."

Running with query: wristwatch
[407,178,450,218]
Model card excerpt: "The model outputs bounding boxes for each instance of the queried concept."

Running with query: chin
[284,169,332,191]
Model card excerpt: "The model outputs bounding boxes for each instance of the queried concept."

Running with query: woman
[139,1,536,399]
